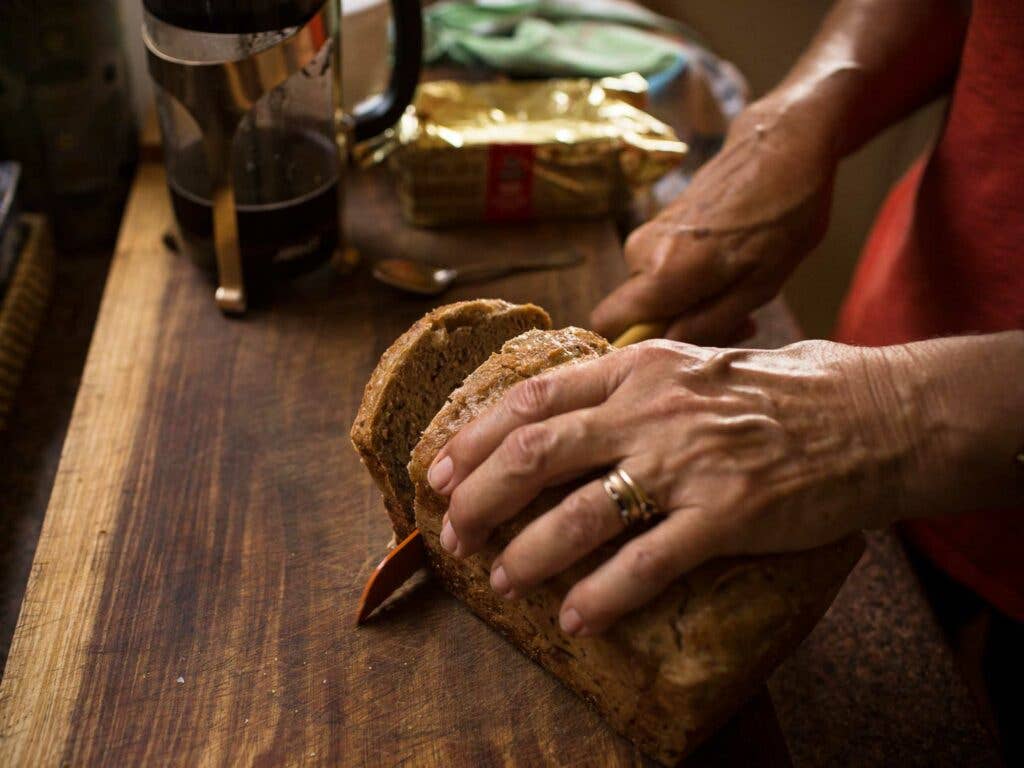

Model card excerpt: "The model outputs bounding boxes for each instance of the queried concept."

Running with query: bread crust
[351,300,551,537]
[409,328,864,765]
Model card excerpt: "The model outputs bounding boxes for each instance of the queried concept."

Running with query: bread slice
[352,299,551,537]
[409,327,864,765]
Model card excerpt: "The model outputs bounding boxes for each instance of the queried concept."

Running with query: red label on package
[485,144,535,220]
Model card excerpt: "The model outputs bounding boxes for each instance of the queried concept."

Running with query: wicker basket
[0,214,55,430]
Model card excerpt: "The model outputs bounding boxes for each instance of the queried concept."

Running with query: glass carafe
[143,0,422,312]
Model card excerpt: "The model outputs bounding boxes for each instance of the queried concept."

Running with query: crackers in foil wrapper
[384,75,687,226]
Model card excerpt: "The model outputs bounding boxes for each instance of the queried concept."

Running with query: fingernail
[428,455,454,493]
[560,607,584,636]
[490,565,513,598]
[440,521,459,554]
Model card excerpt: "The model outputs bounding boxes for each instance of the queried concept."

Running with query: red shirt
[834,0,1024,620]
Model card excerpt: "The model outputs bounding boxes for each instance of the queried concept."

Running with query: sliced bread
[352,299,551,537]
[408,327,864,765]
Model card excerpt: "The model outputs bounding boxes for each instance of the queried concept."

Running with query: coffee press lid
[143,0,324,34]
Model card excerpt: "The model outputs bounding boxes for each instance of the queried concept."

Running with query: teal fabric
[426,0,680,36]
[425,1,688,84]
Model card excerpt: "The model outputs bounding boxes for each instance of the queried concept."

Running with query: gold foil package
[382,76,687,226]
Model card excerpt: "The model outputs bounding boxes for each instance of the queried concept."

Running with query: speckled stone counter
[735,309,1003,766]
[770,530,1001,766]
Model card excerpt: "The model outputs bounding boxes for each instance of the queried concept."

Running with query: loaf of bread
[353,303,864,765]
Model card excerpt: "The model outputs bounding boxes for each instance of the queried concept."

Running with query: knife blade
[354,321,667,625]
[355,528,428,625]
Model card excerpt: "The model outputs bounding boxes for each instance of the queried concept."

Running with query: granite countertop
[771,531,1001,766]
[743,309,1002,766]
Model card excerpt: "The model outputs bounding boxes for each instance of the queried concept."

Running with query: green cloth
[426,0,680,36]
[425,0,688,81]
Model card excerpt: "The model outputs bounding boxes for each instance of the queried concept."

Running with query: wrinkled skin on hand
[426,340,915,637]
[591,101,838,345]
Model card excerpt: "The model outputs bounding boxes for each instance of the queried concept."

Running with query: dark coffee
[167,126,339,302]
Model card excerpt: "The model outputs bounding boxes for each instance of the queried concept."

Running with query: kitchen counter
[0,155,1000,765]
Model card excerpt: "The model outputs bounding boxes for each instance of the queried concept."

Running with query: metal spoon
[372,250,584,296]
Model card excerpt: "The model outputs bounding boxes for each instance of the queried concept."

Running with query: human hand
[426,339,918,636]
[591,100,838,345]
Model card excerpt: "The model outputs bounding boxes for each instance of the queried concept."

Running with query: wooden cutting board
[0,161,792,766]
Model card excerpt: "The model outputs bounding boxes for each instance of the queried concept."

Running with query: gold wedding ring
[602,468,661,526]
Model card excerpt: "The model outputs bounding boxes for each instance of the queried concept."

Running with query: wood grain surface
[0,162,796,766]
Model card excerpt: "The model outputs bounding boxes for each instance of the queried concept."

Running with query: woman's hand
[591,98,838,345]
[590,0,971,346]
[426,339,921,637]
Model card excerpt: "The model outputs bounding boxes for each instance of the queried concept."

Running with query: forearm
[869,332,1024,521]
[747,0,968,160]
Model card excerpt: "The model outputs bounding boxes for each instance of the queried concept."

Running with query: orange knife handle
[612,322,667,348]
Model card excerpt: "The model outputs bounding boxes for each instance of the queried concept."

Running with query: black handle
[352,0,423,143]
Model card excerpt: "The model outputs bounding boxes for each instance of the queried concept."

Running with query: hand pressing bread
[428,339,896,636]
[355,303,863,764]
[428,331,1024,640]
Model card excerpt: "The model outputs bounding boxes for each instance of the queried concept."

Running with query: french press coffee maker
[144,0,422,313]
